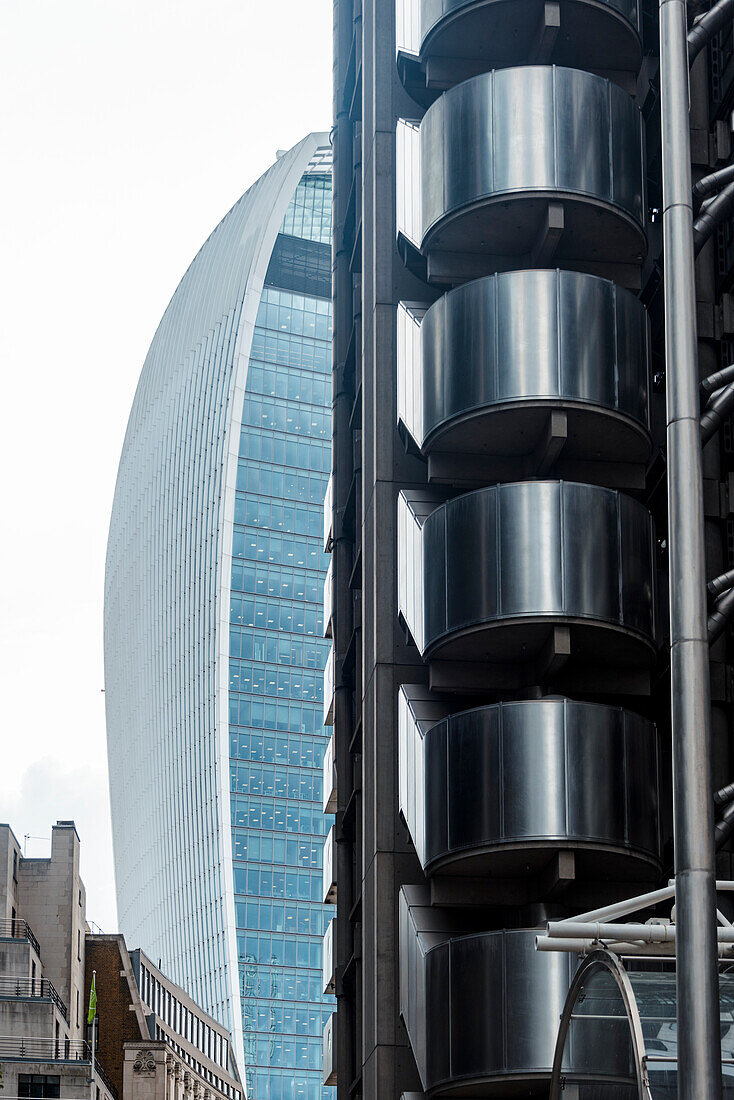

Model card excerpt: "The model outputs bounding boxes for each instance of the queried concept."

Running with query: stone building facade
[0,823,241,1100]
[0,821,115,1100]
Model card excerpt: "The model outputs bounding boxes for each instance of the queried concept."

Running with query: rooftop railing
[0,976,67,1019]
[0,919,41,958]
[0,1037,118,1098]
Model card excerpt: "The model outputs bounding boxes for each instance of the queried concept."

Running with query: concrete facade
[0,823,241,1100]
[0,822,113,1100]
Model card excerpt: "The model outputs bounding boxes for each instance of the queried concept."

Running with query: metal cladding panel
[444,488,497,630]
[445,705,501,859]
[420,96,445,245]
[498,481,564,616]
[399,896,576,1093]
[418,66,645,249]
[398,692,662,872]
[401,481,656,657]
[402,270,650,456]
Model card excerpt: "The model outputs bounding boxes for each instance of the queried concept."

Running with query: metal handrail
[0,1036,88,1060]
[0,976,67,1019]
[0,1037,118,1099]
[0,919,41,958]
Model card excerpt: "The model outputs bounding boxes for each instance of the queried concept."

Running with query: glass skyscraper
[104,134,334,1100]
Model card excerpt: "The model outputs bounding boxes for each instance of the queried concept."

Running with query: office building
[328,0,734,1094]
[104,135,335,1100]
[0,822,116,1100]
[0,821,242,1100]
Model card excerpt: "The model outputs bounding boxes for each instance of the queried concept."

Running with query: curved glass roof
[552,949,734,1098]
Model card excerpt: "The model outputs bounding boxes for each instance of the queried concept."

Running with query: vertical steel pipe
[659,0,722,1094]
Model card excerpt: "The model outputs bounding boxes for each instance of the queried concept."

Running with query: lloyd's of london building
[104,134,335,1100]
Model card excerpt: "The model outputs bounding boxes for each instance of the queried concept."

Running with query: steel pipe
[547,920,734,942]
[709,585,734,643]
[688,0,734,62]
[660,0,722,1093]
[701,363,734,396]
[708,568,734,599]
[693,180,734,254]
[536,935,734,956]
[716,800,734,849]
[701,380,734,442]
[714,780,734,805]
[694,162,734,206]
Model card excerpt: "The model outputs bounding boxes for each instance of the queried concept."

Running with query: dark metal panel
[421,295,445,445]
[424,501,447,645]
[492,67,556,194]
[610,78,646,225]
[501,698,568,841]
[427,943,451,1086]
[503,931,573,1072]
[555,66,612,199]
[444,487,498,630]
[425,719,449,865]
[442,74,494,214]
[557,269,617,409]
[618,491,656,638]
[561,482,620,622]
[446,705,501,854]
[421,94,445,243]
[564,699,628,845]
[444,274,496,420]
[614,282,651,426]
[448,933,505,1079]
[624,709,662,857]
[498,481,564,616]
[496,268,559,401]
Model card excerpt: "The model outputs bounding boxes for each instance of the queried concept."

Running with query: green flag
[87,971,97,1024]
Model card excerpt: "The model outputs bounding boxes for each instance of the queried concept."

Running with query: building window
[13,850,18,882]
[77,929,81,961]
[18,1075,60,1098]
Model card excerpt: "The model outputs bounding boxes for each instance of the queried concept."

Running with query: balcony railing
[0,976,67,1019]
[0,919,41,958]
[0,1037,118,1098]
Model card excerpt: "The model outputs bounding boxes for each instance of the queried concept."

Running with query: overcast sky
[0,0,331,933]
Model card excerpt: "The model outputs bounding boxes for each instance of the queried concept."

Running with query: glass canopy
[550,949,734,1098]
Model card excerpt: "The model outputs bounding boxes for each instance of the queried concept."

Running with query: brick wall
[85,936,147,1099]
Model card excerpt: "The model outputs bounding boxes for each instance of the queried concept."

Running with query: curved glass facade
[104,135,334,1100]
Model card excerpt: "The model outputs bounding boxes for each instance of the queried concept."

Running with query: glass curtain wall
[227,170,335,1100]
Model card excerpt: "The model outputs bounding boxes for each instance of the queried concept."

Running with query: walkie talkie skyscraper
[105,134,336,1100]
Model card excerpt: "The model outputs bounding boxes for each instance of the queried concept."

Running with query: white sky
[0,0,331,934]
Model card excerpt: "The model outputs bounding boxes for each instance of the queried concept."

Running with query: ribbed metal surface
[399,689,662,877]
[400,887,575,1095]
[411,66,645,267]
[398,481,656,662]
[398,269,651,460]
